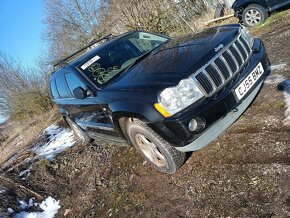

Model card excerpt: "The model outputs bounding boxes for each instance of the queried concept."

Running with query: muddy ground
[0,13,290,218]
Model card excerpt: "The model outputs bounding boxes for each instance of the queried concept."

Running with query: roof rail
[53,34,112,68]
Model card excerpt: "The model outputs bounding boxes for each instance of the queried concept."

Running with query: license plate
[234,62,264,100]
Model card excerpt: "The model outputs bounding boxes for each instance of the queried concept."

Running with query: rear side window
[50,80,60,99]
[65,73,86,95]
[55,76,71,98]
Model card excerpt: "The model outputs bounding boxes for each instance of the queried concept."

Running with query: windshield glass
[78,31,169,87]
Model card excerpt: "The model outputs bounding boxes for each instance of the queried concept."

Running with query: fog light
[188,117,206,132]
[189,119,198,131]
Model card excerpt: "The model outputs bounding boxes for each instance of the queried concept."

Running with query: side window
[65,73,86,96]
[50,80,60,99]
[55,76,72,99]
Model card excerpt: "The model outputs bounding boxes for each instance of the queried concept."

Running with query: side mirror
[73,87,87,99]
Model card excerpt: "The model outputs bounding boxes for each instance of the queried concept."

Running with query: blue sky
[0,0,45,67]
[0,0,45,123]
[0,116,5,123]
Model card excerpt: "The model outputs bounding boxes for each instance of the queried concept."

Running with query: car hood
[106,24,241,91]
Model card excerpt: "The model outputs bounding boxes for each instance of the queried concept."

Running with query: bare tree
[0,53,52,120]
[98,0,215,35]
[44,0,105,64]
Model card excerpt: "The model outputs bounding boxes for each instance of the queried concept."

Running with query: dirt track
[1,15,290,218]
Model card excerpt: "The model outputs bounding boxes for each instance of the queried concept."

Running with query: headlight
[241,26,254,48]
[156,78,204,116]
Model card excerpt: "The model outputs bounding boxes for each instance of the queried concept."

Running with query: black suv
[49,24,271,173]
[233,0,290,26]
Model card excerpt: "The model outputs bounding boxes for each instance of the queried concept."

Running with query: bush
[0,53,53,121]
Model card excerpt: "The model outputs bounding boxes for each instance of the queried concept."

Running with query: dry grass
[209,16,239,27]
[171,9,231,36]
[0,108,62,168]
[204,7,238,27]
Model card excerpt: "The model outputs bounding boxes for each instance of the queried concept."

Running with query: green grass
[207,9,290,37]
[251,9,290,35]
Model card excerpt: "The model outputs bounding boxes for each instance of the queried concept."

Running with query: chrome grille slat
[214,58,231,80]
[240,36,251,54]
[205,65,222,87]
[237,38,249,56]
[195,73,214,94]
[236,40,247,60]
[194,35,252,96]
[232,43,245,64]
[212,63,226,83]
[202,70,217,91]
[219,55,233,76]
[226,49,239,72]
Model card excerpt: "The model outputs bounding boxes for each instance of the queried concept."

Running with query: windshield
[78,31,169,87]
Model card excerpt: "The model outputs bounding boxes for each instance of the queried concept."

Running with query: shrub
[0,53,53,121]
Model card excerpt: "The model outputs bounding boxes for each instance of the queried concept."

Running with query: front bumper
[149,38,271,151]
[175,79,264,152]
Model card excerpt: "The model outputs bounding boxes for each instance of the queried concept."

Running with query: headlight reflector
[158,78,204,116]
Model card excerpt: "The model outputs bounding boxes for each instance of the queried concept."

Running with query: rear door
[52,72,117,137]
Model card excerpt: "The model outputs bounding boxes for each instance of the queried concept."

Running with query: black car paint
[153,39,270,147]
[50,24,270,148]
[233,0,290,16]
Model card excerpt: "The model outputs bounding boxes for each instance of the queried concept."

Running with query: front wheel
[128,120,186,174]
[242,4,268,27]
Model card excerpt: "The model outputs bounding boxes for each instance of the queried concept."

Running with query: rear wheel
[128,120,186,174]
[65,116,91,145]
[242,4,268,27]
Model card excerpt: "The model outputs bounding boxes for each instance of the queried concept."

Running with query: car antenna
[53,34,112,68]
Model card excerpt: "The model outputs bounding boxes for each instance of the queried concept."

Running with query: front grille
[194,35,252,96]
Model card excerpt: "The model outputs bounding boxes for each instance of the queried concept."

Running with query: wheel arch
[109,101,163,141]
[233,0,269,15]
[112,112,148,141]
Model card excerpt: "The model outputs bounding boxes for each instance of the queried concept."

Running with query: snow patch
[14,196,60,218]
[19,167,32,180]
[18,199,29,210]
[32,125,76,160]
[7,208,14,213]
[281,80,290,126]
[0,189,5,194]
[270,63,287,71]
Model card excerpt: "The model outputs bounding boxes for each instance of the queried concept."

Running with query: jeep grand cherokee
[49,24,271,174]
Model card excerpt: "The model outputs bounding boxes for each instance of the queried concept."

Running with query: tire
[65,116,91,145]
[128,120,186,174]
[214,4,225,19]
[242,4,268,27]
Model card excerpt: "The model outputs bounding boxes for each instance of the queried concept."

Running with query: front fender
[109,101,163,123]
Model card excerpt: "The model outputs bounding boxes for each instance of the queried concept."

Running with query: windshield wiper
[121,41,170,72]
[123,52,151,71]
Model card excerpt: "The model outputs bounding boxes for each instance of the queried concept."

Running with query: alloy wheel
[135,134,167,168]
[245,9,262,26]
